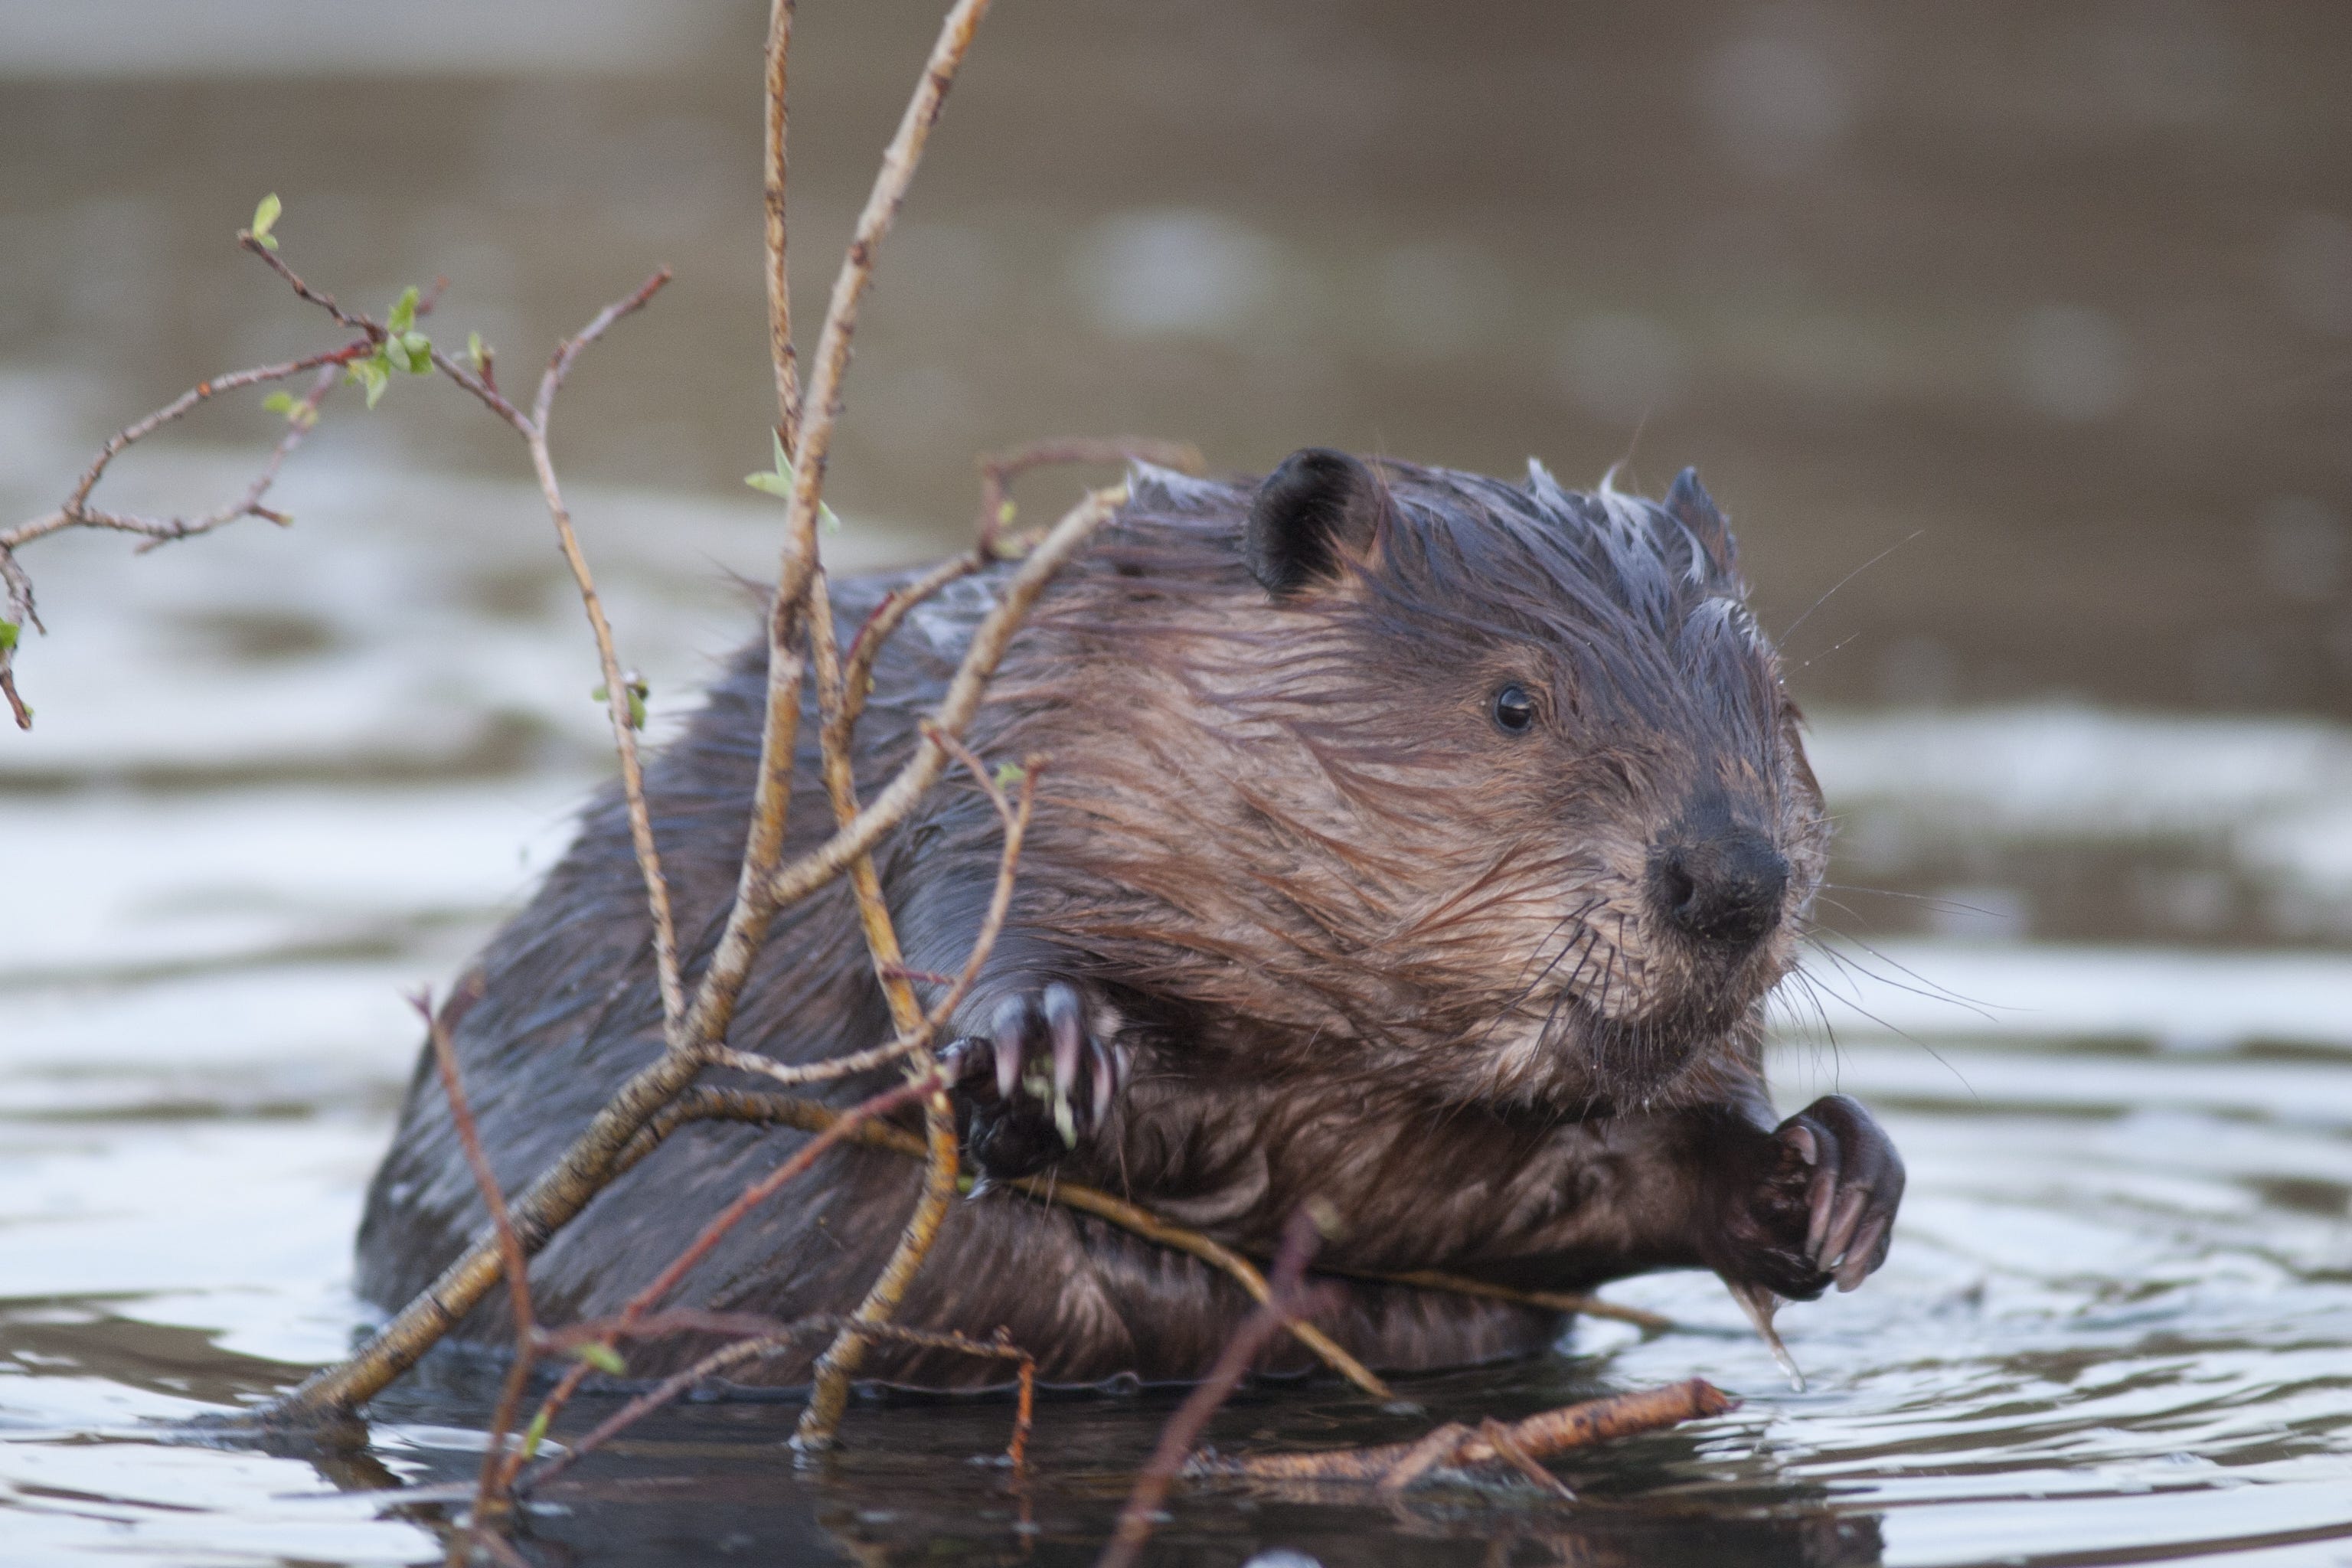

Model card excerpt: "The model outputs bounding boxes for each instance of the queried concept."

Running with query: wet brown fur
[357,457,1859,1391]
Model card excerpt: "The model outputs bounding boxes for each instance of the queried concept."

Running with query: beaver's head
[1019,452,1827,1113]
[1227,449,1828,1109]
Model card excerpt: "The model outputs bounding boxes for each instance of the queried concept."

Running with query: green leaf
[399,331,432,373]
[518,1407,551,1462]
[387,285,420,336]
[250,192,281,249]
[992,761,1025,791]
[748,439,844,532]
[572,1342,628,1376]
[0,621,18,653]
[348,356,390,409]
[590,680,648,730]
[381,338,413,375]
[262,391,296,415]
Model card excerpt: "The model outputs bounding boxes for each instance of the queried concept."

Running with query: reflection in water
[3,2,2351,1563]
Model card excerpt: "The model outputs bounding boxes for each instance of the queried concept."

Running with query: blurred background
[3,5,2350,1566]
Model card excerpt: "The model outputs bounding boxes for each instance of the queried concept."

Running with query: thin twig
[765,0,802,456]
[413,991,537,1530]
[796,1092,959,1448]
[0,348,358,727]
[974,436,1202,547]
[838,550,987,735]
[1098,1207,1331,1568]
[521,270,687,1033]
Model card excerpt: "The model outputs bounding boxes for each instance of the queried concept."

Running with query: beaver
[356,449,1904,1389]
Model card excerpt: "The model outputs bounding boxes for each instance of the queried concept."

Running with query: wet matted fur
[356,452,1902,1390]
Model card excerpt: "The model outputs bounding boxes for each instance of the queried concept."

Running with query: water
[5,3,2352,1563]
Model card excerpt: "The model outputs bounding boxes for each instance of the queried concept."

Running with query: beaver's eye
[1491,682,1537,733]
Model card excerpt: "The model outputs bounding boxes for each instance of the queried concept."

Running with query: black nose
[1651,827,1788,949]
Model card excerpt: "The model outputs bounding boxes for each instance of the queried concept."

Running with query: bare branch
[1187,1378,1738,1486]
[839,550,987,727]
[240,234,374,333]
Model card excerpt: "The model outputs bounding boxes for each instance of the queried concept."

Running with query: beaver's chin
[1544,988,1761,1109]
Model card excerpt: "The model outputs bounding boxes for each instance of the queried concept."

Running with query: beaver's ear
[1667,466,1738,579]
[1246,448,1384,598]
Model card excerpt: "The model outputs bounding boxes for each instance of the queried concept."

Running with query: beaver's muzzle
[1648,813,1789,952]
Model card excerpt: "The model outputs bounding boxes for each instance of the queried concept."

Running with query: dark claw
[1836,1215,1890,1292]
[1045,982,1084,1103]
[1089,1039,1116,1128]
[1820,1187,1868,1271]
[1712,1093,1904,1303]
[990,993,1030,1102]
[1805,1155,1840,1259]
[949,980,1129,1183]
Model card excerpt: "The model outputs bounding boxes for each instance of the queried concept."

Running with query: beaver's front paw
[942,980,1128,1185]
[1707,1094,1904,1301]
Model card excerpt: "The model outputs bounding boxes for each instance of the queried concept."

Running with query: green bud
[466,330,486,371]
[518,1408,551,1461]
[399,331,432,373]
[571,1342,628,1376]
[992,761,1026,791]
[250,192,281,249]
[262,391,296,415]
[590,678,648,731]
[748,438,842,531]
[386,285,420,336]
[0,621,18,652]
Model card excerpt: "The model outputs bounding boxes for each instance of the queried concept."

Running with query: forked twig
[1187,1378,1737,1485]
[975,435,1201,547]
